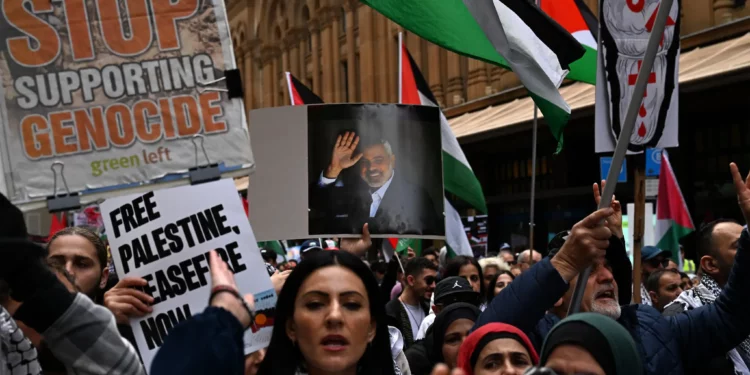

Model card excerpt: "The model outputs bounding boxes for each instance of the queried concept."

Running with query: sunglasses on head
[648,257,670,268]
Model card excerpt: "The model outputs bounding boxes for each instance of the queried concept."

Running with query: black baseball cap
[301,240,324,254]
[434,276,480,306]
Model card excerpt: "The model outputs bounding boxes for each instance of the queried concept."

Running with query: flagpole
[567,0,674,315]
[398,32,403,104]
[528,0,541,263]
[285,72,294,105]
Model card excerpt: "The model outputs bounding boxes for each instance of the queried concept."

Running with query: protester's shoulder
[662,302,688,317]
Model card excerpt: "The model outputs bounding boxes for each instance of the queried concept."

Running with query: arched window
[340,7,347,34]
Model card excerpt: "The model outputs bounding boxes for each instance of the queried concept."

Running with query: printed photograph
[308,104,445,237]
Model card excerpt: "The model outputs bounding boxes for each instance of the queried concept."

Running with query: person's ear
[649,290,658,306]
[367,319,376,343]
[432,305,439,314]
[553,297,563,308]
[700,255,720,276]
[99,266,110,289]
[407,275,415,287]
[286,318,297,344]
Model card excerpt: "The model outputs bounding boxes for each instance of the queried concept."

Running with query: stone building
[227,0,750,253]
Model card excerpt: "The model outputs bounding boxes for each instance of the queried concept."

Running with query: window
[340,8,347,34]
[341,61,349,101]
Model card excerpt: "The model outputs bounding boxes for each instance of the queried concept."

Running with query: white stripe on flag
[445,198,473,257]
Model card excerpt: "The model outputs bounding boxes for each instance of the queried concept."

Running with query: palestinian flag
[363,0,585,150]
[655,150,694,262]
[540,0,598,84]
[400,36,478,258]
[286,72,323,105]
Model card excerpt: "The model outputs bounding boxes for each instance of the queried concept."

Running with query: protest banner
[0,0,253,205]
[101,179,274,371]
[248,104,445,241]
[594,0,680,154]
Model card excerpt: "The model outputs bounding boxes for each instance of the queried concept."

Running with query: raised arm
[669,163,750,367]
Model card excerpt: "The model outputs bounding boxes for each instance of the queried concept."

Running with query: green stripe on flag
[258,241,285,256]
[443,152,487,214]
[528,92,571,152]
[566,46,597,84]
[656,222,694,263]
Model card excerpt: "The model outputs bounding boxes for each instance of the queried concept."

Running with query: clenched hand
[103,277,154,324]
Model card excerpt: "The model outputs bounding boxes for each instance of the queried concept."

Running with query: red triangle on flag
[48,213,67,242]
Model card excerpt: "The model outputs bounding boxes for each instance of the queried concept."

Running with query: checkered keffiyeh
[43,294,145,375]
[0,306,41,375]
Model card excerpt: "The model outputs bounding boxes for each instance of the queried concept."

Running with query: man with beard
[385,257,437,347]
[46,227,110,302]
[645,268,683,312]
[474,164,750,375]
[310,132,440,235]
[663,219,748,374]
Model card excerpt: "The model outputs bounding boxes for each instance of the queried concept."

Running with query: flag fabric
[400,37,477,258]
[363,0,585,150]
[540,0,598,84]
[48,213,67,242]
[286,72,323,105]
[655,150,694,261]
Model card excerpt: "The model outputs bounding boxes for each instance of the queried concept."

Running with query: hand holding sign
[324,131,362,179]
[208,250,255,329]
[551,208,613,282]
[104,277,154,324]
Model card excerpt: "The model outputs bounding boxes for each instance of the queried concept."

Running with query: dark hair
[47,227,107,268]
[422,247,438,258]
[485,270,515,302]
[696,219,738,261]
[679,271,689,279]
[404,257,438,278]
[258,251,395,375]
[444,256,485,302]
[645,268,681,293]
[370,261,387,275]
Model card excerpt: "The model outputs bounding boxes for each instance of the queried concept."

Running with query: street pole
[567,0,674,315]
[529,104,538,260]
[633,158,646,303]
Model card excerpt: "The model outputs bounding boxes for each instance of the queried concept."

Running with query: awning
[450,32,750,139]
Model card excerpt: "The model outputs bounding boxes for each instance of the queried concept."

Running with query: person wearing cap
[299,239,324,261]
[499,244,515,266]
[456,322,538,375]
[639,245,672,306]
[416,276,480,340]
[534,313,642,375]
[473,169,750,375]
[260,248,278,271]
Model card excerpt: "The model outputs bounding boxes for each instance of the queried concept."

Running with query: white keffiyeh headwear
[0,306,41,375]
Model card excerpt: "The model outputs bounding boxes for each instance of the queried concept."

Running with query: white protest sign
[102,179,275,371]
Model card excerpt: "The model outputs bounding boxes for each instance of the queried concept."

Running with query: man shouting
[310,131,440,235]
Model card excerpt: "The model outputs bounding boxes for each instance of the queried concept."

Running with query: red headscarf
[457,323,539,375]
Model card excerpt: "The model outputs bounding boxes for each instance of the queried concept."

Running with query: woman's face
[441,318,474,369]
[483,266,499,292]
[544,344,605,375]
[474,338,533,375]
[494,274,514,296]
[287,266,376,374]
[459,264,481,293]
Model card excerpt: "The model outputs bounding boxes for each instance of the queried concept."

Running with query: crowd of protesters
[3,163,750,375]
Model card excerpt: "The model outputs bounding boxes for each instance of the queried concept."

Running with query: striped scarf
[0,306,41,375]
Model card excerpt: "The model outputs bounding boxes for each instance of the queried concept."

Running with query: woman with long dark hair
[444,256,486,309]
[258,250,396,375]
[485,271,515,304]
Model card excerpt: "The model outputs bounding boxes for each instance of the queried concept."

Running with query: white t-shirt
[401,302,425,339]
[416,314,435,340]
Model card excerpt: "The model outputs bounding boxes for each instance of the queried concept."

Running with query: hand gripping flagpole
[567,0,674,315]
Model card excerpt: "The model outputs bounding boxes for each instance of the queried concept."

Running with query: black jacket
[385,298,429,348]
[310,172,441,235]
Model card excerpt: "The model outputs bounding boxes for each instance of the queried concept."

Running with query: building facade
[227,0,750,254]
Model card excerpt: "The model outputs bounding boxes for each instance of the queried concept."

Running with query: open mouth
[595,290,615,300]
[321,335,350,352]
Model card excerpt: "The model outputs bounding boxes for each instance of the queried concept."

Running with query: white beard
[591,299,622,320]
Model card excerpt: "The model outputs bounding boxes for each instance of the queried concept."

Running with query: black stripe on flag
[405,49,438,105]
[498,0,585,69]
[574,0,598,40]
[291,74,324,104]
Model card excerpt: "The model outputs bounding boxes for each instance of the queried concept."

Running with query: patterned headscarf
[0,306,41,375]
